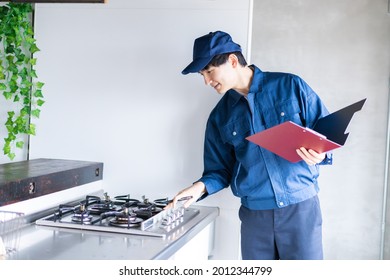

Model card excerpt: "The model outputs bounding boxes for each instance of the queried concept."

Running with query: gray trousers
[239,195,323,260]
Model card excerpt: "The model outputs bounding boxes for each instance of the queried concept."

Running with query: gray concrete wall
[251,0,390,259]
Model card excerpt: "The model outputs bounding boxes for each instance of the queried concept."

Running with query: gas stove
[35,191,199,238]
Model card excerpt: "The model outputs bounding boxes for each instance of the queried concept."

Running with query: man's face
[199,61,235,94]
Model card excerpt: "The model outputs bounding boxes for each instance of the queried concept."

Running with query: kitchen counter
[6,205,219,260]
[1,159,219,260]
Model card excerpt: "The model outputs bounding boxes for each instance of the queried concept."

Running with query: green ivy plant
[0,3,44,160]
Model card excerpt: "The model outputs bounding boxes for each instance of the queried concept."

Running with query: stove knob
[161,215,173,226]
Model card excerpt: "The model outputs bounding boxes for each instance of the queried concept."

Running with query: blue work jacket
[198,65,332,210]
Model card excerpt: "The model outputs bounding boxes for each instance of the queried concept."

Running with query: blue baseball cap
[181,31,242,75]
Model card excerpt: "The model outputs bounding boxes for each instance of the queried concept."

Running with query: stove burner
[58,203,96,224]
[88,204,121,214]
[84,193,122,214]
[71,212,93,224]
[109,216,143,228]
[133,199,163,219]
[114,195,140,205]
[101,208,143,228]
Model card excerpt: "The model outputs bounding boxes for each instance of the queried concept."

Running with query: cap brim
[181,57,213,75]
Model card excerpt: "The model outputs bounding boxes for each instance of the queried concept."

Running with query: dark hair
[203,52,247,71]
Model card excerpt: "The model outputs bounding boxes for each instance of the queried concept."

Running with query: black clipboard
[246,98,366,162]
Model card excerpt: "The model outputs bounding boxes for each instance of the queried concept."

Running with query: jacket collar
[227,64,264,106]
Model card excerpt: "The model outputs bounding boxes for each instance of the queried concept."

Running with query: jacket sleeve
[295,76,333,166]
[196,116,236,197]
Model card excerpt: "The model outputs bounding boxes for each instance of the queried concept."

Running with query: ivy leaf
[23,97,30,105]
[8,63,18,74]
[0,83,7,90]
[30,69,37,78]
[35,81,44,89]
[7,111,15,118]
[9,78,18,92]
[31,108,40,118]
[20,106,30,115]
[5,45,15,55]
[29,57,37,65]
[3,143,11,155]
[25,35,35,45]
[29,43,40,54]
[20,85,31,95]
[22,79,32,88]
[16,141,24,149]
[20,67,28,79]
[3,140,14,159]
[34,89,43,98]
[36,99,45,106]
[28,123,36,135]
[5,125,14,133]
[16,52,25,63]
[3,91,12,99]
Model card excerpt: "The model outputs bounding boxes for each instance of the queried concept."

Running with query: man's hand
[296,147,325,165]
[165,181,206,209]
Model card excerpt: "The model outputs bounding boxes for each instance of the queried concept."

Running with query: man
[169,31,332,260]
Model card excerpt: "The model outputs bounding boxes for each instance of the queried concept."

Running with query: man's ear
[228,53,239,68]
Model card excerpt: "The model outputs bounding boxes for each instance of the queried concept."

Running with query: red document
[246,98,366,163]
[246,121,341,162]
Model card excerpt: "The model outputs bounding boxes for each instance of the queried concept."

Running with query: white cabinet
[169,222,214,260]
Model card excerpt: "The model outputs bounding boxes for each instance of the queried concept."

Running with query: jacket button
[280,112,285,117]
[232,131,237,136]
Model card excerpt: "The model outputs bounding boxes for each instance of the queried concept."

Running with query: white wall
[29,0,252,260]
[251,0,390,259]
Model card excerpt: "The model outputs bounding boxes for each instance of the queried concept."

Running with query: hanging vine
[0,3,44,160]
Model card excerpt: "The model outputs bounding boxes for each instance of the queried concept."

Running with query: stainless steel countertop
[6,205,219,260]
